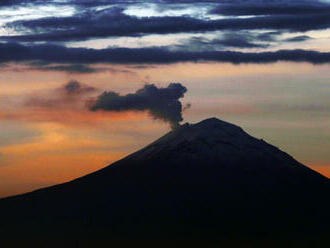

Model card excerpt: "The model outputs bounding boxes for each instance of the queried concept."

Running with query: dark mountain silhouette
[0,118,329,247]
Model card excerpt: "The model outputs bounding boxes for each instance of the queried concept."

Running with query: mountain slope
[0,118,329,246]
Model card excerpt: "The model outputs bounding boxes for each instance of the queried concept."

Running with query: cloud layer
[1,1,329,44]
[1,43,329,65]
[210,1,330,16]
[0,0,328,71]
[3,6,330,42]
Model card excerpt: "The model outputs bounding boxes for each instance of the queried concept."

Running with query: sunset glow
[0,0,329,198]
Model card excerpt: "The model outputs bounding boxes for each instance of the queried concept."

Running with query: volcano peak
[0,117,329,245]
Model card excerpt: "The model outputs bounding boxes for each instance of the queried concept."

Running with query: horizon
[0,0,329,198]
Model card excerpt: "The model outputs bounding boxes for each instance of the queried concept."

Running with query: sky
[0,0,329,197]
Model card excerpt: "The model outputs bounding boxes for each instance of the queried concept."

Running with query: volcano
[0,118,329,247]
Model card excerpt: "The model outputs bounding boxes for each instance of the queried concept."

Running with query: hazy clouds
[26,80,98,109]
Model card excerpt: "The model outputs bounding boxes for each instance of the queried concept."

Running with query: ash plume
[63,80,96,95]
[90,83,189,129]
[26,80,97,109]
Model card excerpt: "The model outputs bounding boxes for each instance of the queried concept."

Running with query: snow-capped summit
[0,118,329,245]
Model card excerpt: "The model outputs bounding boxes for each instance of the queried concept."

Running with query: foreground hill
[0,118,329,247]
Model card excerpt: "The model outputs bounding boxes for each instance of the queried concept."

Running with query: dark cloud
[23,60,134,74]
[0,43,329,65]
[256,31,283,42]
[210,1,330,16]
[90,83,188,129]
[176,32,270,51]
[178,31,311,51]
[28,63,133,74]
[5,6,124,35]
[32,64,106,74]
[0,0,127,7]
[63,80,96,95]
[215,34,268,48]
[0,0,209,8]
[285,35,312,42]
[0,0,42,7]
[70,0,134,8]
[3,5,330,42]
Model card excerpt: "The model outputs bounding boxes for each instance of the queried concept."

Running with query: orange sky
[0,62,329,198]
